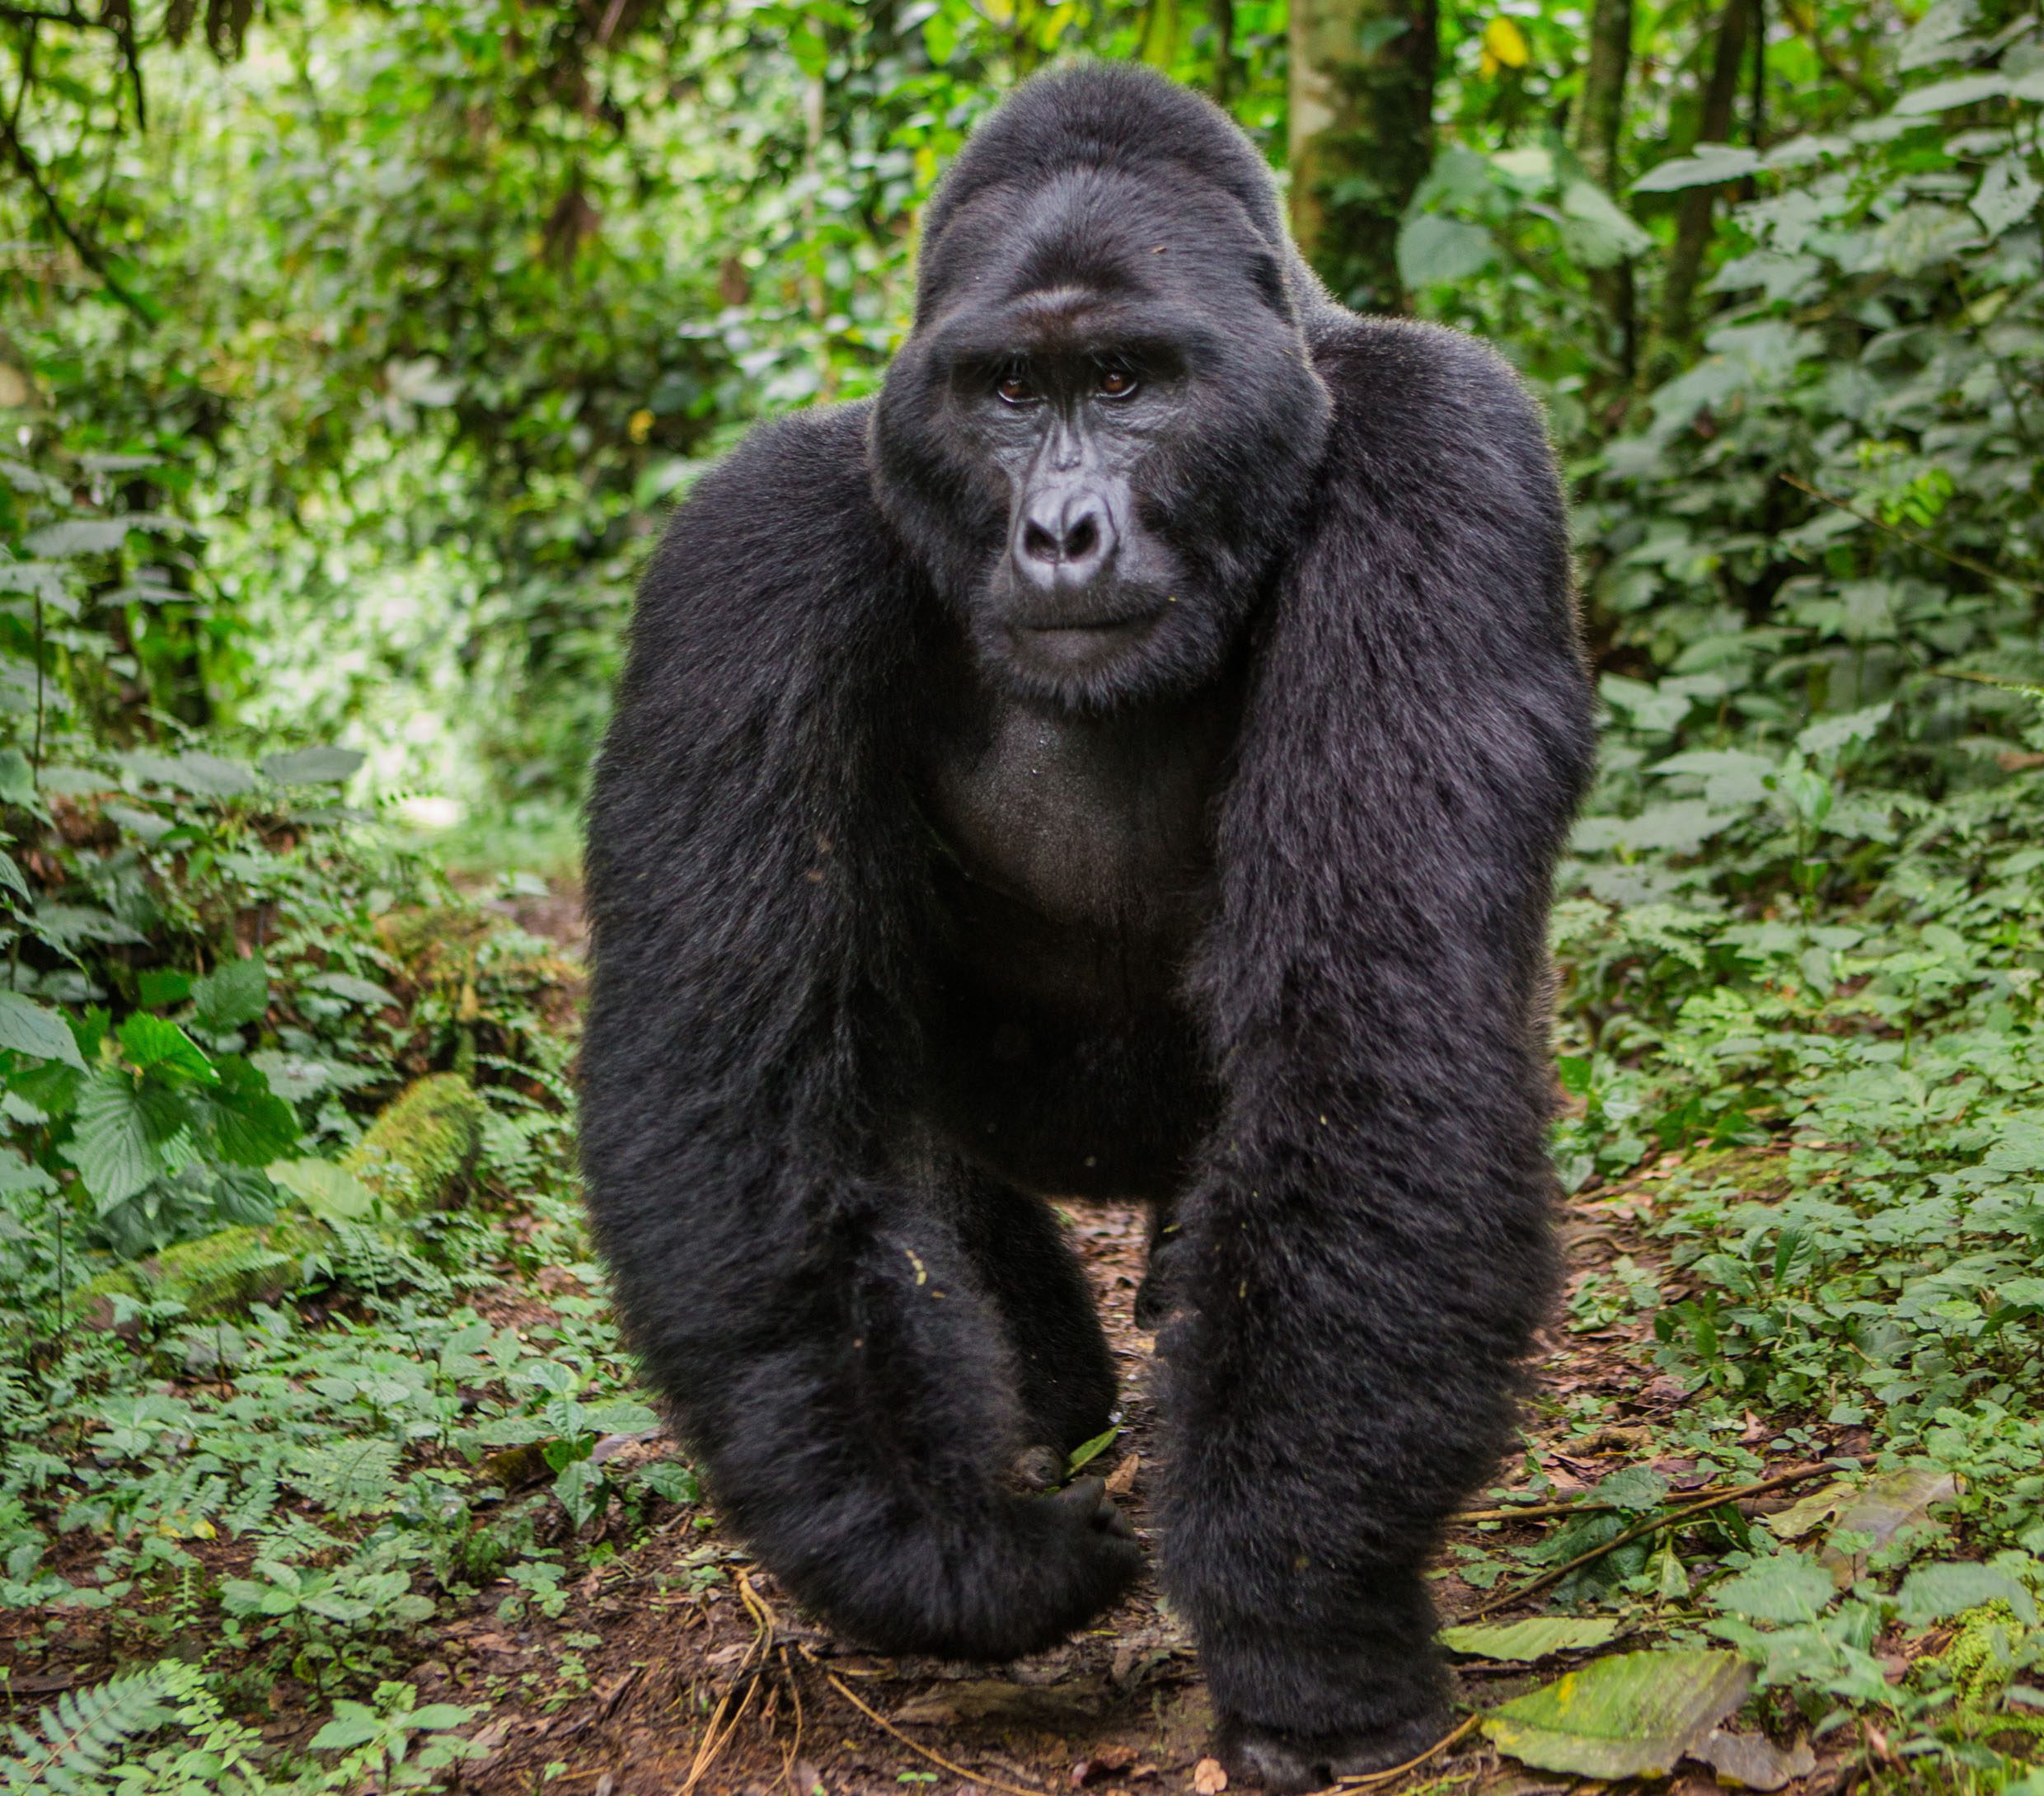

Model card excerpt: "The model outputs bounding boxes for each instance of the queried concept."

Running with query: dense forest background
[4,2,2044,1793]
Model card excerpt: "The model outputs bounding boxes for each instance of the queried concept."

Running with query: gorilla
[582,62,1594,1793]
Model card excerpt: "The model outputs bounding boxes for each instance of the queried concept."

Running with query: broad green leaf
[269,1157,377,1221]
[205,1057,301,1164]
[1893,72,2009,114]
[1896,1562,2037,1628]
[1559,181,1652,268]
[308,971,399,1009]
[1396,215,1496,288]
[309,1703,383,1751]
[258,747,366,785]
[1483,1650,1752,1780]
[1972,155,2042,236]
[68,1069,160,1210]
[1712,1553,1835,1624]
[22,519,132,556]
[1442,1618,1622,1661]
[0,749,33,805]
[120,750,257,798]
[117,1014,218,1085]
[193,955,269,1030]
[137,968,194,1010]
[0,991,84,1067]
[1634,144,1761,193]
[1592,1466,1671,1512]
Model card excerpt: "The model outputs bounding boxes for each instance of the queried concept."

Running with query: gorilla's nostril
[1065,515,1098,560]
[1022,519,1061,562]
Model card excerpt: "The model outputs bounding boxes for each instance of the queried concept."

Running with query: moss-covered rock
[79,1073,485,1329]
[340,1072,485,1217]
[79,1217,330,1332]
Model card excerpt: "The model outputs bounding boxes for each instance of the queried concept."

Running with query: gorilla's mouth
[1017,609,1167,665]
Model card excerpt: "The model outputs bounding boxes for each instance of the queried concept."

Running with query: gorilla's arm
[1162,322,1596,1774]
[580,406,1137,1658]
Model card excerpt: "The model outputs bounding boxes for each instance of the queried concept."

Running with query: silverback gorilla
[582,63,1596,1793]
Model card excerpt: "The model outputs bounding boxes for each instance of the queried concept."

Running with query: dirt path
[452,1159,1681,1796]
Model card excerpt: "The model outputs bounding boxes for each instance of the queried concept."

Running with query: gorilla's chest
[920,685,1235,1017]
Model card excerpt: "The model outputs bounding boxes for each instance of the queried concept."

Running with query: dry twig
[800,1644,1048,1796]
[1463,1460,1850,1621]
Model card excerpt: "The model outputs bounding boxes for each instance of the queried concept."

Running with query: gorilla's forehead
[917,166,1281,333]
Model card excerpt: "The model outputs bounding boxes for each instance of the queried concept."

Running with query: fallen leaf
[1105,1454,1140,1496]
[1691,1728,1816,1790]
[1193,1758,1228,1794]
[1819,1470,1960,1586]
[1482,1648,1752,1780]
[1440,1617,1623,1662]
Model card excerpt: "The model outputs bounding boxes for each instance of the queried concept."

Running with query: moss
[79,1074,484,1329]
[78,1217,327,1331]
[340,1072,485,1217]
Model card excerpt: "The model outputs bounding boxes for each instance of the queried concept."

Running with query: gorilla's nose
[1017,487,1115,589]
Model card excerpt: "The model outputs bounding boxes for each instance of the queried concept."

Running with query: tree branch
[0,111,152,321]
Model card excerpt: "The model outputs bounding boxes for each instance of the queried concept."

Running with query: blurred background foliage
[3,0,2039,839]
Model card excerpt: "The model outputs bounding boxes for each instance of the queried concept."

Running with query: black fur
[582,61,1595,1792]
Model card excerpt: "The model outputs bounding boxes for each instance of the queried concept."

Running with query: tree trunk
[1657,0,1751,349]
[1573,0,1636,376]
[1211,0,1235,106]
[1289,0,1439,313]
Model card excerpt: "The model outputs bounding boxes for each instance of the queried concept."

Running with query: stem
[1782,474,2044,598]
[1461,1459,1858,1620]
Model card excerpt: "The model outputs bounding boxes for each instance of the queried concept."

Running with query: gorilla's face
[872,166,1333,710]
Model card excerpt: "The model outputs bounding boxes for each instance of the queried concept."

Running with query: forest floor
[435,899,1844,1796]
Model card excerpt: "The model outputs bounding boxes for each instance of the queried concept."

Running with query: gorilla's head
[872,64,1334,710]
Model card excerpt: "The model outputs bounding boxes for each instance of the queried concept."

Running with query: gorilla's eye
[1096,368,1139,400]
[996,372,1038,406]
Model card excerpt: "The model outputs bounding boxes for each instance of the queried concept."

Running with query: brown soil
[444,1171,1709,1796]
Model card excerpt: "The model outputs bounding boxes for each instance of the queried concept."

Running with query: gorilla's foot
[1213,1708,1450,1795]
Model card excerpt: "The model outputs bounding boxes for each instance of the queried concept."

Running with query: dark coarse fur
[581,61,1596,1794]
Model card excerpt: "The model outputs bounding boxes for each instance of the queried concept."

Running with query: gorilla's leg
[1132,1192,1183,1329]
[949,1170,1116,1458]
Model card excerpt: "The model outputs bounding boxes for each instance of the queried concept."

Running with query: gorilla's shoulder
[1312,316,1546,444]
[635,401,896,639]
[665,401,882,562]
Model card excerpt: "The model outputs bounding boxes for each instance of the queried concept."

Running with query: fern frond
[0,1666,176,1794]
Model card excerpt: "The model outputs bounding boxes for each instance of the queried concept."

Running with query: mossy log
[79,1073,485,1329]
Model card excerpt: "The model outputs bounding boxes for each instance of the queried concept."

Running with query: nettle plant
[0,451,434,1278]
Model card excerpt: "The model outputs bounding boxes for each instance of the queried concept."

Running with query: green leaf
[309,1701,384,1751]
[1559,181,1652,267]
[137,968,194,1010]
[22,518,133,556]
[1896,1562,2037,1628]
[1712,1553,1835,1624]
[269,1157,378,1221]
[204,1055,301,1165]
[117,1013,218,1085]
[1634,143,1762,193]
[67,1069,161,1210]
[1396,214,1496,288]
[258,747,366,785]
[0,749,33,805]
[1483,1650,1752,1780]
[1972,154,2042,236]
[1893,72,2009,113]
[308,971,399,1009]
[193,955,269,1029]
[1441,1617,1623,1662]
[0,991,85,1067]
[1066,1425,1119,1476]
